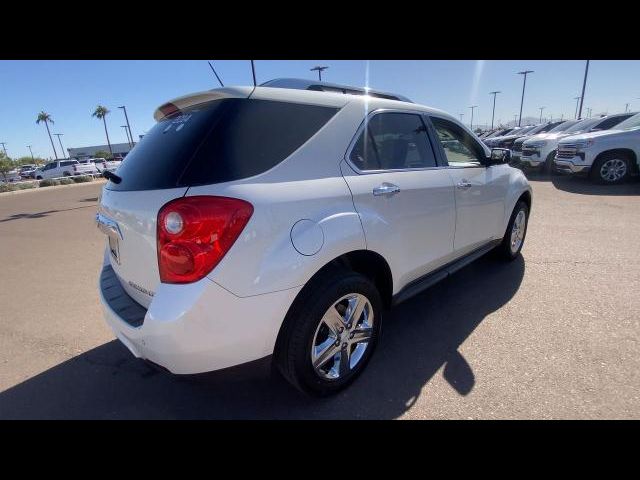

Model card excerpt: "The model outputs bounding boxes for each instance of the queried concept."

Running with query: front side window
[430,117,486,167]
[349,112,437,171]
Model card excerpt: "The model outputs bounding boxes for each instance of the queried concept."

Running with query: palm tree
[36,111,58,159]
[92,105,113,156]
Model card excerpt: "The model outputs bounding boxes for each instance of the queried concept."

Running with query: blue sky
[1,60,639,159]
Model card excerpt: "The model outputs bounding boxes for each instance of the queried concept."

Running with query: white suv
[521,113,634,173]
[97,79,532,395]
[555,112,640,184]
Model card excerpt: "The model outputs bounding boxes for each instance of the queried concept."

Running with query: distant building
[67,142,134,160]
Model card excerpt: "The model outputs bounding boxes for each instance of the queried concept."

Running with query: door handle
[456,180,472,190]
[373,183,401,196]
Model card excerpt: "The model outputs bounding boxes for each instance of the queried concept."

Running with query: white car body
[97,81,532,388]
[1,169,22,183]
[93,158,122,174]
[34,159,95,179]
[521,113,635,170]
[555,113,640,180]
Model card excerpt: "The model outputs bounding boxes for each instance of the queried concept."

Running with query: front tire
[542,150,556,174]
[497,200,529,260]
[275,268,382,396]
[591,152,630,184]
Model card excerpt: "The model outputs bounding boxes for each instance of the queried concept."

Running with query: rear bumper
[99,251,301,374]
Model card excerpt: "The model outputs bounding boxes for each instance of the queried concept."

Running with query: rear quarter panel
[186,99,369,298]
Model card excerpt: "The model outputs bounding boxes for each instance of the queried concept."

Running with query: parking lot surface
[0,175,639,419]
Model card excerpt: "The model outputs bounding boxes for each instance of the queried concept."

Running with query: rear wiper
[103,170,122,184]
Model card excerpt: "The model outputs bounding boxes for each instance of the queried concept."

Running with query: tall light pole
[513,114,518,125]
[459,113,464,123]
[27,145,34,161]
[489,91,501,129]
[539,106,545,123]
[310,66,329,81]
[625,103,630,113]
[54,134,66,159]
[121,125,132,145]
[118,106,134,148]
[577,60,589,120]
[574,96,581,119]
[469,105,478,131]
[517,70,534,126]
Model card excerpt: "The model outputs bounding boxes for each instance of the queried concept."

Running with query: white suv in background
[555,112,640,183]
[97,79,532,395]
[521,113,634,173]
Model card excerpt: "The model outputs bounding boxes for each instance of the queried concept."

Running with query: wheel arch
[272,249,393,362]
[594,149,638,174]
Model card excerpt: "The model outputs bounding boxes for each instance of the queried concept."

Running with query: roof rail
[259,78,412,103]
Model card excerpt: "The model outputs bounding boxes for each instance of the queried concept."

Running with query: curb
[0,179,107,197]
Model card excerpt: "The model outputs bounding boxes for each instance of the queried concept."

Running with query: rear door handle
[456,180,472,190]
[373,183,401,196]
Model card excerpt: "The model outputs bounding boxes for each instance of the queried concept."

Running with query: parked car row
[32,158,122,180]
[478,112,640,184]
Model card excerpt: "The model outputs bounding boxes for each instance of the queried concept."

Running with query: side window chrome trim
[343,108,442,175]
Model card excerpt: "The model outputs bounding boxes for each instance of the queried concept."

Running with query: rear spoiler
[153,87,254,121]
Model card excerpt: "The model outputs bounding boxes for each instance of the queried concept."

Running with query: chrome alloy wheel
[311,293,374,380]
[600,158,627,182]
[510,209,527,254]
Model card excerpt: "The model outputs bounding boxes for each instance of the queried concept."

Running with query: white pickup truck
[555,112,640,184]
[34,159,96,179]
[93,158,122,175]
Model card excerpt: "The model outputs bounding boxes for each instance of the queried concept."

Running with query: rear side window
[107,98,339,191]
[349,113,437,171]
[61,160,76,167]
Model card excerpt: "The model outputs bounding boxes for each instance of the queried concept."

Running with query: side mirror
[489,148,511,165]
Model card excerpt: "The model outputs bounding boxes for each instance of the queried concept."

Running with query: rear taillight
[157,196,253,284]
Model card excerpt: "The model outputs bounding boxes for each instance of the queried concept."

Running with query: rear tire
[497,201,529,260]
[590,152,631,184]
[275,267,382,396]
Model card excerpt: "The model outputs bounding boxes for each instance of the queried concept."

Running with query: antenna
[207,61,224,87]
[250,60,257,87]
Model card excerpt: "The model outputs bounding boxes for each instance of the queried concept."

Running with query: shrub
[59,178,74,185]
[0,183,17,192]
[17,182,36,190]
[39,179,59,187]
[72,175,93,183]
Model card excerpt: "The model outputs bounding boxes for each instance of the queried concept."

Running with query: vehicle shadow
[550,175,640,196]
[0,255,525,419]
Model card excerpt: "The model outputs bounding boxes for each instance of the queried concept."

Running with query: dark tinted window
[107,98,339,191]
[61,160,76,167]
[350,113,437,171]
[593,114,632,130]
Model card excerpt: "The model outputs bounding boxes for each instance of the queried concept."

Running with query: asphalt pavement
[0,175,639,419]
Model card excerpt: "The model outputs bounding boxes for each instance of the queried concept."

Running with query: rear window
[107,98,339,191]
